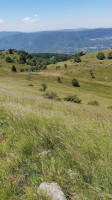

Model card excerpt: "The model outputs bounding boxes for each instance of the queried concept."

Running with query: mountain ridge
[1,28,112,53]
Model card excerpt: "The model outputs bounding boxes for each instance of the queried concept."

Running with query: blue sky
[0,0,112,32]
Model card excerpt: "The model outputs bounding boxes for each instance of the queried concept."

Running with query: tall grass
[0,49,112,199]
[0,90,112,199]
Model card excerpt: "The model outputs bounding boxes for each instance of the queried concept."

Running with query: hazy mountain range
[0,28,112,54]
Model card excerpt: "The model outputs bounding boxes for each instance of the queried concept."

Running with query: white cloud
[34,14,38,17]
[22,16,39,23]
[0,19,3,23]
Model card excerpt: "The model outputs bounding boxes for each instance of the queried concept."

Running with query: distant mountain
[0,31,20,39]
[0,28,112,54]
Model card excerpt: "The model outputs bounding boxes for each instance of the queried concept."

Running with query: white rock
[37,182,67,200]
[38,150,51,157]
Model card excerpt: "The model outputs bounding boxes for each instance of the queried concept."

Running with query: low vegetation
[88,100,100,106]
[96,52,105,60]
[64,95,81,103]
[0,49,112,199]
[44,92,60,101]
[72,78,80,87]
[40,83,47,92]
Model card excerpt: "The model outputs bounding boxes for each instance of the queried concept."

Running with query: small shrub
[11,65,17,72]
[96,52,105,60]
[25,68,29,72]
[88,100,99,106]
[30,67,35,72]
[64,95,81,104]
[8,49,13,54]
[13,56,17,59]
[5,56,12,63]
[74,56,81,63]
[75,51,86,57]
[44,92,60,101]
[72,78,80,87]
[107,52,112,59]
[28,83,33,87]
[41,65,47,70]
[56,66,60,69]
[1,55,5,59]
[20,68,24,72]
[57,77,61,83]
[19,55,26,64]
[64,64,67,68]
[40,83,47,92]
[90,70,95,79]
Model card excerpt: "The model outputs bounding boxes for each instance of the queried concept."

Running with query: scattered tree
[75,51,86,57]
[20,68,24,72]
[64,95,81,104]
[64,64,67,68]
[40,83,47,92]
[11,65,17,72]
[5,56,12,63]
[56,66,60,69]
[74,56,81,63]
[44,92,60,101]
[72,78,80,87]
[90,70,95,79]
[8,49,13,54]
[57,77,61,83]
[107,52,112,59]
[28,83,33,87]
[19,55,26,64]
[96,52,105,60]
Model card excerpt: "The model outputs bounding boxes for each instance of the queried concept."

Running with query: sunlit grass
[0,49,112,199]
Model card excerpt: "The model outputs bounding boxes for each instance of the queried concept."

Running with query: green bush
[96,52,105,60]
[74,56,81,63]
[20,68,24,72]
[88,100,99,106]
[64,64,67,68]
[11,65,17,72]
[90,70,95,79]
[56,66,60,69]
[107,52,112,59]
[57,77,61,83]
[75,51,86,57]
[30,67,35,72]
[44,92,60,101]
[19,55,26,64]
[5,56,12,63]
[28,83,33,87]
[64,95,81,104]
[41,65,47,70]
[8,49,13,54]
[72,78,80,87]
[40,83,47,92]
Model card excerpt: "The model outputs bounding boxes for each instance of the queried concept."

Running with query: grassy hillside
[0,49,112,199]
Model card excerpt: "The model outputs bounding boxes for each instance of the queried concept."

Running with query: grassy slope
[0,50,112,199]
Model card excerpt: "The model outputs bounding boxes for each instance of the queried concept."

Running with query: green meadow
[0,49,112,199]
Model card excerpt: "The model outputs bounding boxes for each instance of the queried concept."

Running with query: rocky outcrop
[37,182,67,200]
